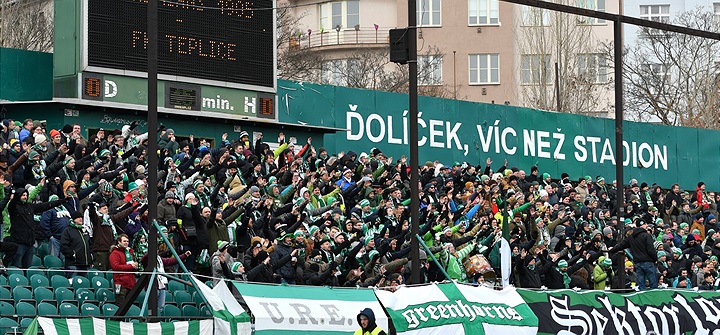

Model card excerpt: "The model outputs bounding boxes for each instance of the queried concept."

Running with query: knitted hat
[602,227,612,236]
[217,240,230,251]
[364,235,373,245]
[71,211,83,220]
[128,181,139,192]
[657,251,666,258]
[165,191,175,198]
[49,129,60,138]
[359,199,370,207]
[601,258,612,267]
[308,226,319,236]
[368,250,379,260]
[709,214,716,221]
[28,151,40,160]
[34,134,46,144]
[542,173,550,179]
[231,262,243,272]
[103,183,113,192]
[672,247,682,255]
[238,131,249,138]
[193,180,203,189]
[293,230,305,238]
[249,185,260,193]
[185,193,196,202]
[558,260,568,268]
[625,261,633,267]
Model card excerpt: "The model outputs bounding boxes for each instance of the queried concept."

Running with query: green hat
[99,149,111,157]
[657,251,666,258]
[193,158,200,163]
[230,262,243,272]
[673,247,682,255]
[28,151,40,160]
[584,175,592,181]
[63,156,74,165]
[597,176,605,182]
[624,218,632,224]
[127,181,139,192]
[308,226,319,235]
[193,180,203,189]
[692,229,701,235]
[293,230,305,238]
[654,218,663,225]
[102,183,113,192]
[364,235,374,245]
[278,231,293,240]
[217,240,230,251]
[542,173,550,179]
[453,161,461,167]
[49,194,59,202]
[159,226,168,235]
[601,258,612,267]
[368,250,379,260]
[680,222,689,229]
[359,199,370,207]
[711,256,718,262]
[480,175,489,182]
[558,260,568,268]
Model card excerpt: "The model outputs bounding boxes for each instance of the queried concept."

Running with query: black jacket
[611,227,658,263]
[272,242,295,281]
[247,252,292,283]
[1,187,65,245]
[60,225,92,267]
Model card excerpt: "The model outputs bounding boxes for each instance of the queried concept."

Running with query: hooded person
[1,179,66,268]
[354,308,386,335]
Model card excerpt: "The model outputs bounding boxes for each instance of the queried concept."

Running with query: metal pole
[415,235,451,281]
[613,18,626,289]
[408,0,420,285]
[146,0,159,318]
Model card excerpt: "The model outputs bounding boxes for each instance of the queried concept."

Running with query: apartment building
[285,0,618,115]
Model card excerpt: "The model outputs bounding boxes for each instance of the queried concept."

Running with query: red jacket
[109,246,136,289]
[697,187,710,210]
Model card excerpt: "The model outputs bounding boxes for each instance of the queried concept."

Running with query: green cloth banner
[278,79,720,190]
[23,317,213,335]
[233,282,388,335]
[374,282,538,335]
[518,288,720,335]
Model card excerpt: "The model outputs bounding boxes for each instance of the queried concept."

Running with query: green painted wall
[277,80,720,190]
[0,48,53,101]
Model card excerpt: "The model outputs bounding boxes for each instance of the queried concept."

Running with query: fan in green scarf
[558,260,571,288]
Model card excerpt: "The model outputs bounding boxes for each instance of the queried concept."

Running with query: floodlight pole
[613,18,626,290]
[146,0,159,317]
[408,0,420,285]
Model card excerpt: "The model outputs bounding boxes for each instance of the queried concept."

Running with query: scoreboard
[85,0,275,89]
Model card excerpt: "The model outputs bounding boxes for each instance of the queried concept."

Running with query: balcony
[289,27,390,51]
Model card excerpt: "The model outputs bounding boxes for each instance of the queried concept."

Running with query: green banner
[518,288,720,335]
[375,282,538,335]
[233,282,389,335]
[278,80,720,190]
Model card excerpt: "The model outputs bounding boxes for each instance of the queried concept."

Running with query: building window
[468,0,499,25]
[521,54,551,84]
[321,59,360,86]
[418,0,441,26]
[576,0,605,24]
[520,6,550,26]
[639,5,670,23]
[418,56,443,85]
[320,0,359,30]
[641,63,670,92]
[469,54,499,84]
[714,3,720,18]
[577,54,607,83]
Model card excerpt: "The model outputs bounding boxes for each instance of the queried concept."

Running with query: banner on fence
[518,288,720,335]
[233,282,388,335]
[374,282,538,335]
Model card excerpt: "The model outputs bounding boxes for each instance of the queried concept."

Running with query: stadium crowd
[0,118,719,304]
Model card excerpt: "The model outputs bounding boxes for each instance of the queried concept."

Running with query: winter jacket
[271,242,295,281]
[593,263,613,290]
[90,203,139,252]
[157,199,177,225]
[60,224,92,267]
[40,206,71,239]
[611,227,658,264]
[109,245,136,289]
[1,186,64,245]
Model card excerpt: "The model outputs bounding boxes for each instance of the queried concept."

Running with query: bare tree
[621,8,720,129]
[276,3,325,82]
[0,0,53,52]
[515,2,613,116]
[316,45,455,98]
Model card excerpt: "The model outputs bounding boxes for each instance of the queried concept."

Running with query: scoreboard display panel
[86,0,274,88]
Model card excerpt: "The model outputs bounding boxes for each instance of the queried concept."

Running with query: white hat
[185,193,196,201]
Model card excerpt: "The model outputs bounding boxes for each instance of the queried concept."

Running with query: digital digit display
[87,0,274,88]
